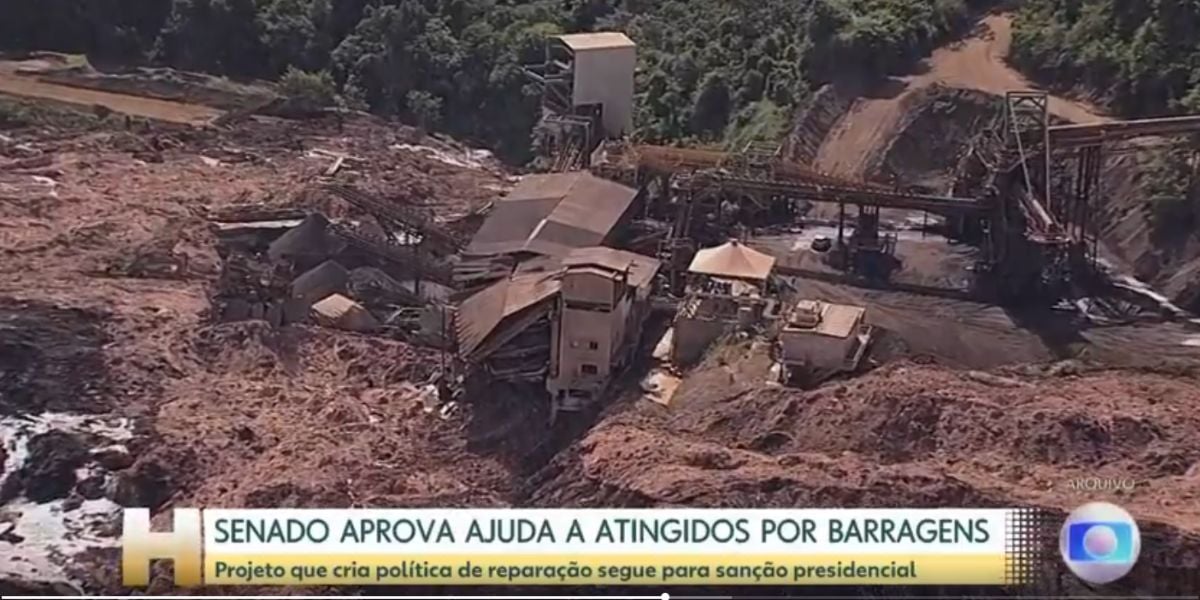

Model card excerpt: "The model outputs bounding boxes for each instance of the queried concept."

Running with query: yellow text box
[205,553,1009,585]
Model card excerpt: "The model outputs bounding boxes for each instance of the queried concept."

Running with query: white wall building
[557,32,636,139]
[548,247,660,410]
[778,300,871,376]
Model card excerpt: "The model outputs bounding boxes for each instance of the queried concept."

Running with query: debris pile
[536,350,1200,506]
[205,179,470,345]
[0,104,512,593]
[211,251,295,324]
[2,48,1199,597]
[529,358,1200,592]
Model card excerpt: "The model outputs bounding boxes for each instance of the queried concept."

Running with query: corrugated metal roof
[456,245,660,359]
[466,197,560,256]
[688,240,776,281]
[456,271,561,359]
[557,32,636,51]
[514,254,568,274]
[529,219,602,252]
[466,172,638,257]
[563,247,661,289]
[548,176,634,231]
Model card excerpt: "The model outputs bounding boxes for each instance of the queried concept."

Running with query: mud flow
[0,10,1198,597]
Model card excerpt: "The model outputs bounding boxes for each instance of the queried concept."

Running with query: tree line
[1011,0,1200,117]
[1009,0,1200,241]
[0,0,979,161]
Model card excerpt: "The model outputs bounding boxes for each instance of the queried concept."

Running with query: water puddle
[1,412,134,588]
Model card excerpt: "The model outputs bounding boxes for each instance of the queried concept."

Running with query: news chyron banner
[124,508,1054,587]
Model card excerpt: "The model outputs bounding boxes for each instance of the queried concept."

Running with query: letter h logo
[122,508,203,587]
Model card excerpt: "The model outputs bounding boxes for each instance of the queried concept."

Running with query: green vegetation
[1145,150,1200,242]
[612,0,810,146]
[808,0,974,80]
[724,100,789,151]
[277,66,338,111]
[1012,0,1200,116]
[0,0,984,160]
[1010,1,1200,239]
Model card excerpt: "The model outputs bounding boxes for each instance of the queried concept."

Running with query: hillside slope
[815,13,1108,178]
[531,351,1200,595]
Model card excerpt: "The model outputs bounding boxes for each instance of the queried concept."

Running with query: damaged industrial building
[7,4,1200,595]
[191,31,892,422]
[194,28,1199,430]
[456,246,660,417]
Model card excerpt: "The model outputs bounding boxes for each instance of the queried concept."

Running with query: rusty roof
[456,245,660,360]
[563,247,661,289]
[455,270,561,360]
[466,172,638,257]
[466,196,560,256]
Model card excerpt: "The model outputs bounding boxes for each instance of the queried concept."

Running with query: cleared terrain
[816,14,1109,178]
[0,58,222,125]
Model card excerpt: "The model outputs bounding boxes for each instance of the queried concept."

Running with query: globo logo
[1059,502,1141,584]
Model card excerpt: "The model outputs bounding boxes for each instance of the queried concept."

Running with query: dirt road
[816,14,1110,178]
[0,61,221,125]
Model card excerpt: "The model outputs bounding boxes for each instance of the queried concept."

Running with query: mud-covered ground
[529,341,1200,595]
[0,104,518,593]
[3,17,1200,595]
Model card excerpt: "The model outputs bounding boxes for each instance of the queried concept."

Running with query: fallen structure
[456,268,562,380]
[311,293,381,333]
[455,246,661,416]
[206,204,448,345]
[547,247,661,411]
[456,170,642,290]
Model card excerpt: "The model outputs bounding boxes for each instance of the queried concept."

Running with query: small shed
[778,300,871,374]
[311,293,381,332]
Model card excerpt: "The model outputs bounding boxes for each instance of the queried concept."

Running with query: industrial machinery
[524,33,636,171]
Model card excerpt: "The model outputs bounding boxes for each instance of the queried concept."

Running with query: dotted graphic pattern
[1004,507,1053,586]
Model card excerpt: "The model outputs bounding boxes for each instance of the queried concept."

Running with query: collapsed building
[205,187,457,346]
[454,171,643,290]
[455,246,660,416]
[203,29,887,417]
[548,247,660,410]
[452,169,661,416]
